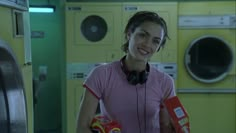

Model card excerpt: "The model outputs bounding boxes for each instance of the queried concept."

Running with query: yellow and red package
[90,115,121,133]
[164,96,190,133]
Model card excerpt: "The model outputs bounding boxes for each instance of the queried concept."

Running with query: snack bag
[91,115,121,133]
[163,96,190,133]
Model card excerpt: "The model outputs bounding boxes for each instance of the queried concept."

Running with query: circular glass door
[0,40,27,133]
[185,36,234,83]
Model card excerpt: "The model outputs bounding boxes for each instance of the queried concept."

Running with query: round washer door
[0,79,8,133]
[185,36,234,83]
[81,15,108,42]
[0,39,27,133]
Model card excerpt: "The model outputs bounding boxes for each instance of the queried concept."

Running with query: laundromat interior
[0,0,235,133]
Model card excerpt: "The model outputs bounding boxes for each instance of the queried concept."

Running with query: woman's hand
[159,104,176,133]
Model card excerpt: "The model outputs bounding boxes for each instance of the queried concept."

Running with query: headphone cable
[144,83,147,133]
[136,84,147,133]
[136,86,142,133]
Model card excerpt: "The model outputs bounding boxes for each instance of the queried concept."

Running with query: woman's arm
[76,89,99,133]
[160,105,176,133]
[160,75,176,133]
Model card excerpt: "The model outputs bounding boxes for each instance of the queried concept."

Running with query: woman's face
[127,21,164,61]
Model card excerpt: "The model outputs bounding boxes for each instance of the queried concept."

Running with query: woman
[76,11,176,133]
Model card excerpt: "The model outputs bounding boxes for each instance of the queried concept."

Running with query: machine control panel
[179,15,236,28]
[67,63,107,80]
[150,63,177,79]
[67,63,177,80]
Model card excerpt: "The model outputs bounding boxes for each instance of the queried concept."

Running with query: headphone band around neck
[120,56,150,73]
[120,56,150,85]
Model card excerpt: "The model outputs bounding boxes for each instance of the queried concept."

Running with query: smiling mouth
[138,48,149,55]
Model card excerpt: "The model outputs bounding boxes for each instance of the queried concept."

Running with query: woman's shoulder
[93,60,120,72]
[150,65,174,81]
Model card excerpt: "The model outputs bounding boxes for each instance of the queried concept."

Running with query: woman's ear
[126,31,131,40]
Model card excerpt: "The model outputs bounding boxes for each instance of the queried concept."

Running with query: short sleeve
[163,74,176,100]
[83,65,106,99]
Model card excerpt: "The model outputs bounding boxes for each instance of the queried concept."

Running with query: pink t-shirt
[83,61,176,133]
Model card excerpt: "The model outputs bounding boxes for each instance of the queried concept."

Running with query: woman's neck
[125,54,147,72]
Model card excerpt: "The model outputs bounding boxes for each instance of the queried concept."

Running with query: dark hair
[121,11,170,53]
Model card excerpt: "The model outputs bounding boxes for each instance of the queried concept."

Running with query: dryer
[177,2,236,133]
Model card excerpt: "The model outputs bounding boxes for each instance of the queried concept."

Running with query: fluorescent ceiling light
[29,5,55,13]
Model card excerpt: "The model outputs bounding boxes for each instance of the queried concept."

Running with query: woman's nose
[144,38,152,47]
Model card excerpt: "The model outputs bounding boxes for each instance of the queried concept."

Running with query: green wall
[29,0,65,132]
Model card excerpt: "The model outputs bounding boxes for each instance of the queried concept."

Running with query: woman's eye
[153,40,160,45]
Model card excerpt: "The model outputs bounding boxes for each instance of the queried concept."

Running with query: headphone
[120,56,150,85]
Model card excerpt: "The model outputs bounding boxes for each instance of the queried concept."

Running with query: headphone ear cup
[127,71,139,85]
[139,71,148,84]
[127,71,148,85]
[120,56,149,85]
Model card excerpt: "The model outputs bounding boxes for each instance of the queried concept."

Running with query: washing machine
[64,2,123,133]
[0,2,33,133]
[177,2,236,133]
[0,39,28,133]
[178,2,236,89]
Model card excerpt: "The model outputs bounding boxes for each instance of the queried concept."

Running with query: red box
[164,96,190,133]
